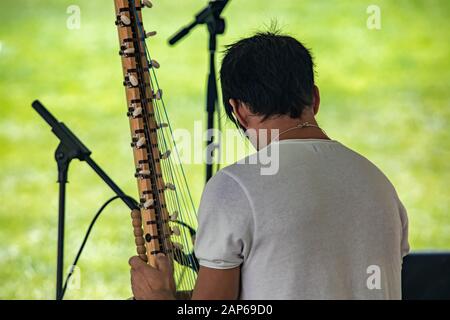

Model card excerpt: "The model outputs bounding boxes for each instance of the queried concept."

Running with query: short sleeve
[399,200,410,258]
[194,170,253,269]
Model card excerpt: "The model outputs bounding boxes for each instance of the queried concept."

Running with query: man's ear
[229,99,249,129]
[312,85,321,115]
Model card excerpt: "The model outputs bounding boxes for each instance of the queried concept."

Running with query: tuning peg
[119,13,131,26]
[141,199,154,209]
[136,136,146,148]
[131,136,146,149]
[145,31,157,38]
[142,0,153,8]
[169,211,179,221]
[119,46,135,57]
[165,183,176,191]
[128,74,139,87]
[123,47,135,55]
[135,169,151,179]
[150,59,160,69]
[127,103,143,118]
[171,226,181,236]
[160,150,171,160]
[132,106,142,117]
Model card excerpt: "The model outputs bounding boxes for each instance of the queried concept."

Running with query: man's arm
[191,266,240,300]
[129,172,248,300]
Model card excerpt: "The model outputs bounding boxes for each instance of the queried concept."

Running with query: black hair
[220,30,315,127]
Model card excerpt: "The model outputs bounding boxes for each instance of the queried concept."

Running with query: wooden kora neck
[113,0,173,268]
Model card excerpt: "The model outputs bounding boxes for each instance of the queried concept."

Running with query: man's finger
[155,253,172,274]
[129,255,147,269]
[130,256,159,283]
[131,267,154,290]
[130,269,156,293]
[131,280,149,299]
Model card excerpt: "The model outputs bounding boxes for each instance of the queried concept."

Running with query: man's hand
[129,253,176,300]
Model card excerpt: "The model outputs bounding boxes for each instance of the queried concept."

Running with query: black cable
[60,195,138,299]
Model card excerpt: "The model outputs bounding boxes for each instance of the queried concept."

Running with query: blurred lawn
[0,0,448,299]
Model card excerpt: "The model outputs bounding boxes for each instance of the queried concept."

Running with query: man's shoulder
[338,143,396,185]
[214,155,262,184]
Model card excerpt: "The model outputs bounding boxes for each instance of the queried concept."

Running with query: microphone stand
[31,100,138,300]
[168,0,230,183]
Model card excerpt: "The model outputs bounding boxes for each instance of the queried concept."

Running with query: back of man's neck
[260,115,330,142]
[277,128,330,141]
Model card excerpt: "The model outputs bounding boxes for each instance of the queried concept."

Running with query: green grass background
[0,0,448,299]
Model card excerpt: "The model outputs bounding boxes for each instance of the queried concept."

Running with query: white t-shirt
[194,139,409,299]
